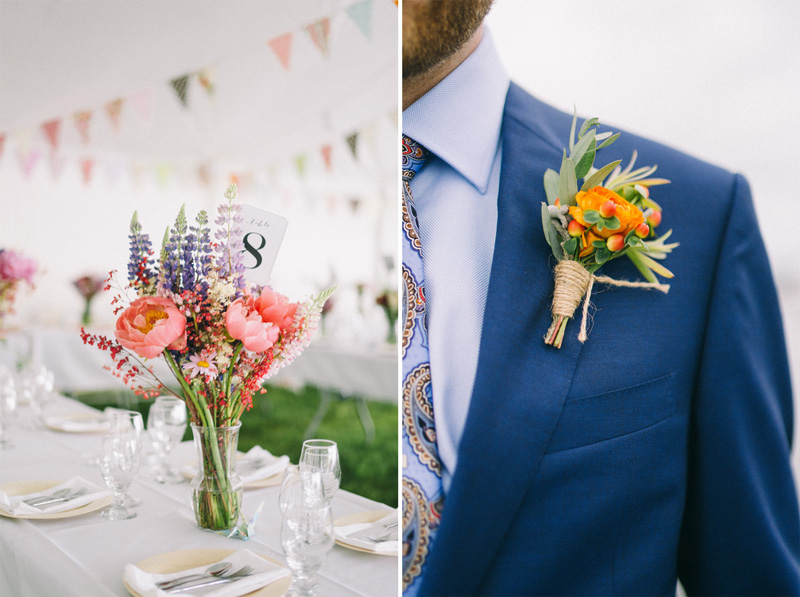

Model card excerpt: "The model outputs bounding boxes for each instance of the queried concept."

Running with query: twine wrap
[549,259,670,345]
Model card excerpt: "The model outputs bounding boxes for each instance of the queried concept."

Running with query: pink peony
[115,296,187,359]
[0,250,37,285]
[225,296,280,353]
[252,287,298,332]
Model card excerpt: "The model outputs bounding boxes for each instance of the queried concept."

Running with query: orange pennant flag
[41,119,61,152]
[321,144,332,171]
[305,17,331,56]
[74,111,92,144]
[269,33,293,70]
[80,158,94,185]
[106,99,124,133]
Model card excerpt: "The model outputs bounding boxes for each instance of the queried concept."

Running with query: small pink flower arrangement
[0,249,37,330]
[73,274,106,326]
[81,185,334,427]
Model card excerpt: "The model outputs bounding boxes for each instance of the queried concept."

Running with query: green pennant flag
[346,132,358,159]
[346,0,374,40]
[295,155,307,177]
[170,75,190,108]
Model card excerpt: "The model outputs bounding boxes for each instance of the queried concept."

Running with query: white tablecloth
[0,395,398,596]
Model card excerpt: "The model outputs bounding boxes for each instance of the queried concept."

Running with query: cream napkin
[0,477,112,515]
[334,511,399,554]
[123,549,289,597]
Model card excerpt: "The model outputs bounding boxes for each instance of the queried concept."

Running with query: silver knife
[348,520,398,540]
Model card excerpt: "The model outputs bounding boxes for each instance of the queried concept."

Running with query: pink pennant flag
[80,158,94,185]
[305,18,331,57]
[269,33,293,70]
[198,163,211,186]
[131,89,155,124]
[74,111,92,144]
[41,119,61,152]
[106,99,124,133]
[18,147,41,178]
[320,144,332,171]
[0,134,5,163]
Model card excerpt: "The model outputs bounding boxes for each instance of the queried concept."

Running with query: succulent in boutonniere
[541,110,679,348]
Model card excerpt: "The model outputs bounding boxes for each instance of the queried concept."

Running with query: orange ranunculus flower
[569,186,644,240]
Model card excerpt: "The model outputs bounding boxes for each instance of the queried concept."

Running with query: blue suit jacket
[418,84,800,596]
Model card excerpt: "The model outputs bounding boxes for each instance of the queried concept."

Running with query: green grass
[68,385,398,508]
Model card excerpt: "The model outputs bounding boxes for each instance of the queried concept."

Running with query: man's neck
[402,25,484,111]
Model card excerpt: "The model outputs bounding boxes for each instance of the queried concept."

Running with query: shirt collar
[403,27,509,194]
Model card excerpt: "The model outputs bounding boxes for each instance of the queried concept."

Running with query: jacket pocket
[545,372,677,454]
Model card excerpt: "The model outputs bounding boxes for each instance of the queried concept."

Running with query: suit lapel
[421,85,585,595]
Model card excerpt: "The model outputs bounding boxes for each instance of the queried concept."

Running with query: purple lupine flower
[127,211,154,285]
[159,206,187,294]
[190,211,212,298]
[215,186,247,295]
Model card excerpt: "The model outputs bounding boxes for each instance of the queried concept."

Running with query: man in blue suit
[401,1,800,595]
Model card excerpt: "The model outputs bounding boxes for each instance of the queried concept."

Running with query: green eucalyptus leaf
[582,210,601,224]
[570,129,595,164]
[592,240,607,248]
[558,156,578,206]
[604,215,621,230]
[563,237,578,255]
[578,117,600,139]
[544,168,560,205]
[580,160,622,192]
[595,247,611,265]
[596,132,620,150]
[574,137,597,180]
[569,107,577,152]
[596,218,606,231]
[541,203,564,259]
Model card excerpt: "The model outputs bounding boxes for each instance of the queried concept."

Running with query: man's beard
[403,0,495,80]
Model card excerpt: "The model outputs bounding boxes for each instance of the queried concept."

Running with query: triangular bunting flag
[305,17,331,56]
[18,147,41,178]
[131,89,155,123]
[295,155,307,178]
[0,134,6,163]
[268,33,293,70]
[41,119,61,152]
[196,69,215,97]
[198,163,211,186]
[80,158,94,185]
[106,99,124,133]
[345,132,359,159]
[155,163,172,186]
[320,144,332,171]
[170,75,190,108]
[74,111,92,144]
[346,0,374,40]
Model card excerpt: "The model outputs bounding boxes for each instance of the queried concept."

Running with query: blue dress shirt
[403,29,510,492]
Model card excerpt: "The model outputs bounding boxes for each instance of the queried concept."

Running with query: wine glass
[18,364,54,429]
[147,397,187,484]
[279,465,325,512]
[99,434,140,520]
[299,439,341,503]
[109,410,144,506]
[281,502,334,597]
[0,367,17,448]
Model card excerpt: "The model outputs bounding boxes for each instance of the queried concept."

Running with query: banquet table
[0,395,398,596]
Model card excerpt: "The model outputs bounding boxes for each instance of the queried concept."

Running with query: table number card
[239,204,288,285]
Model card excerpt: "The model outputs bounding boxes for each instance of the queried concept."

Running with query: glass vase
[190,423,243,531]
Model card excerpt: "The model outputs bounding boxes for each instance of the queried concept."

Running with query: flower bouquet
[375,289,398,344]
[73,275,105,326]
[0,249,37,333]
[541,111,679,348]
[82,185,333,530]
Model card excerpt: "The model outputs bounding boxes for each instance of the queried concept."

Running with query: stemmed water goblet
[279,464,325,512]
[281,501,334,597]
[299,439,341,504]
[147,397,187,484]
[99,434,140,520]
[109,410,144,507]
[18,364,54,429]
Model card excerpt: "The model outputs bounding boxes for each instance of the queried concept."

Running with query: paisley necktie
[401,135,443,595]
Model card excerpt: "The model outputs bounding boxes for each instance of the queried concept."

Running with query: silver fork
[23,488,70,506]
[364,528,399,543]
[165,565,254,593]
[26,488,87,508]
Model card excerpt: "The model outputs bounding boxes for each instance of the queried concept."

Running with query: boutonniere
[541,110,679,348]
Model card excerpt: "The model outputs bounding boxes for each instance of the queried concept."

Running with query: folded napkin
[181,446,289,484]
[0,477,112,516]
[334,511,399,554]
[124,549,289,597]
[45,410,112,432]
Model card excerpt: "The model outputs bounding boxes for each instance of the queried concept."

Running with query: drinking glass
[299,439,341,503]
[279,465,325,512]
[18,364,54,429]
[99,434,140,520]
[281,502,334,597]
[147,397,187,484]
[109,410,144,506]
[0,367,17,448]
